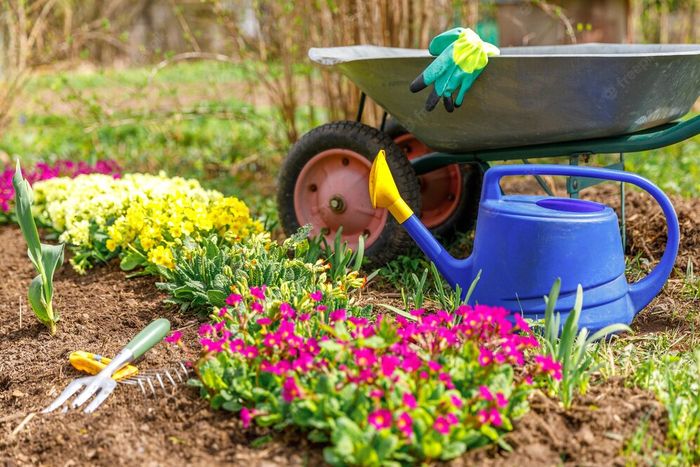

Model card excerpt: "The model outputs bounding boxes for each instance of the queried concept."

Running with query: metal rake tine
[156,373,166,391]
[146,376,156,396]
[71,381,101,409]
[43,379,87,413]
[165,370,176,387]
[84,387,115,413]
[137,378,146,395]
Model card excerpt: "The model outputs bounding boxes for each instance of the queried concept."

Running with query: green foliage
[157,227,367,314]
[539,279,630,408]
[194,286,549,465]
[12,162,65,334]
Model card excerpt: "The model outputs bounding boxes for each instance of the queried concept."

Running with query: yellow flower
[147,245,175,269]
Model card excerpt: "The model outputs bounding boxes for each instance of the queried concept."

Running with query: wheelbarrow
[276,43,700,264]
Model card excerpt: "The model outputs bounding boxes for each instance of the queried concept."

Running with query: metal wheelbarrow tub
[309,44,700,153]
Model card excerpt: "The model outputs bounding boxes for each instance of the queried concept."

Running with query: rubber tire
[277,120,422,266]
[384,118,482,238]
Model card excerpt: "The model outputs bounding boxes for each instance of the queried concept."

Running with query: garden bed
[1,183,698,466]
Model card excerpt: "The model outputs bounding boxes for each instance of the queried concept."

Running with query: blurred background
[0,0,698,210]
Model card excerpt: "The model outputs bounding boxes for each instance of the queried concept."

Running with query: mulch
[0,178,697,465]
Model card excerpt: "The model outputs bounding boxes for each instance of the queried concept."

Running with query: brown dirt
[455,379,666,467]
[0,226,321,466]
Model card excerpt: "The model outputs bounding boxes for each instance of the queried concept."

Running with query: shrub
[194,287,557,465]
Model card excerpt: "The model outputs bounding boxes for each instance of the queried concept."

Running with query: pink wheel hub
[294,149,387,248]
[394,133,462,228]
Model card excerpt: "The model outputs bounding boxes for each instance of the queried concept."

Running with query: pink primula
[368,409,392,430]
[226,293,243,306]
[164,330,182,344]
[396,412,413,437]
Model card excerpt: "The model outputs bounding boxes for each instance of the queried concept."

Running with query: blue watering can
[369,151,680,332]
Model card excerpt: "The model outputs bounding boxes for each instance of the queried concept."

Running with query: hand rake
[43,318,170,414]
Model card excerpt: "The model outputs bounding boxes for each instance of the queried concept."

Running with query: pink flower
[514,314,532,333]
[368,409,392,430]
[496,393,508,408]
[249,286,266,301]
[240,407,256,429]
[226,294,242,306]
[535,355,563,381]
[353,348,377,367]
[403,392,417,409]
[218,307,228,317]
[280,303,296,320]
[397,412,413,437]
[282,377,304,402]
[479,385,494,401]
[477,408,503,427]
[445,413,459,425]
[198,323,214,336]
[243,346,259,359]
[433,416,451,435]
[251,302,264,313]
[478,347,494,366]
[401,352,422,373]
[329,309,346,322]
[230,338,245,353]
[450,395,463,409]
[316,305,328,312]
[298,313,310,322]
[165,331,182,344]
[309,290,323,302]
[369,389,384,399]
[292,352,314,373]
[380,355,400,377]
[410,308,425,317]
[257,317,272,326]
[263,333,281,348]
[428,360,442,372]
[200,338,225,353]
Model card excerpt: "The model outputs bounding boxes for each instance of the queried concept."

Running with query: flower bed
[193,286,557,464]
[31,173,262,272]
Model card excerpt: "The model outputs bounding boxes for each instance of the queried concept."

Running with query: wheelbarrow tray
[309,44,700,153]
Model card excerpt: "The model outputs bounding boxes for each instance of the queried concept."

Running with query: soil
[0,177,698,465]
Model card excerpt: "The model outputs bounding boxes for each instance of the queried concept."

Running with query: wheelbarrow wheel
[384,118,482,238]
[277,120,421,265]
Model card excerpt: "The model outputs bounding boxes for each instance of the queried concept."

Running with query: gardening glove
[410,27,500,112]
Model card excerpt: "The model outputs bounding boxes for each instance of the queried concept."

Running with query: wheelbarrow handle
[481,164,680,312]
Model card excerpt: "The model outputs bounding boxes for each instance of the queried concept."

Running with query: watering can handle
[482,164,680,312]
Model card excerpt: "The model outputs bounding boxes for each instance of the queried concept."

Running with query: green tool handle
[125,318,171,359]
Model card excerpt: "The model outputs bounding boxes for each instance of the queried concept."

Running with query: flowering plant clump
[31,173,262,273]
[0,159,120,216]
[158,228,366,313]
[195,287,561,465]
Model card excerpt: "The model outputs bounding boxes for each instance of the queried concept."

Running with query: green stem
[38,262,56,332]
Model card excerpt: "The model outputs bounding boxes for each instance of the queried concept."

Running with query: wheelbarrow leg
[566,153,627,249]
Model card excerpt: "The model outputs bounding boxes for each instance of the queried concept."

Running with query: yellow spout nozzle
[369,150,414,223]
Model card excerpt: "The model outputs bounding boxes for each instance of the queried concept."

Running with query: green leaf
[13,163,42,264]
[40,243,65,299]
[440,442,467,460]
[206,289,227,307]
[28,275,50,324]
[120,251,145,271]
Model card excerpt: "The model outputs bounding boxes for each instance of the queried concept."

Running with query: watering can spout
[369,150,473,292]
